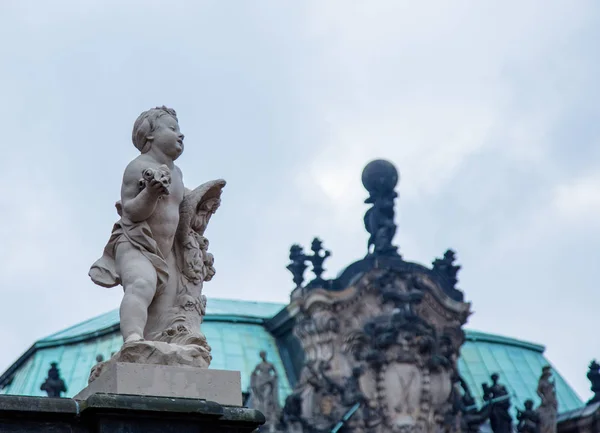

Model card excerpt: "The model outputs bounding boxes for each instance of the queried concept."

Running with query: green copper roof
[460,329,582,416]
[0,299,583,417]
[0,299,290,403]
[41,298,285,343]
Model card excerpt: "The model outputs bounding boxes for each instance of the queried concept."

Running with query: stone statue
[536,366,557,433]
[444,375,491,433]
[88,106,225,380]
[250,350,280,432]
[587,359,600,405]
[459,380,491,433]
[482,373,513,433]
[362,159,399,257]
[517,400,540,433]
[40,362,67,397]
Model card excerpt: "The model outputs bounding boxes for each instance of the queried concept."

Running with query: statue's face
[151,115,184,160]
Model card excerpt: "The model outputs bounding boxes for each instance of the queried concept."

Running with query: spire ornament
[361,159,400,257]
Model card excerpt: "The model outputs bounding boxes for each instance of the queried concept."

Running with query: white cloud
[300,0,594,208]
[553,172,600,225]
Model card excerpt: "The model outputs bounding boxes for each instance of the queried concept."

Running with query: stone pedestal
[75,363,242,406]
[0,393,264,433]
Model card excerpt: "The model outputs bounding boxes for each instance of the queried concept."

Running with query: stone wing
[177,179,226,239]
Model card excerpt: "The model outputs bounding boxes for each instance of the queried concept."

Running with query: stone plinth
[75,363,242,406]
[0,393,264,433]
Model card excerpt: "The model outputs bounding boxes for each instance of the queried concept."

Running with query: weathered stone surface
[536,366,558,433]
[557,401,600,433]
[89,340,211,383]
[279,160,473,433]
[0,393,264,433]
[249,350,281,432]
[88,106,225,372]
[76,362,242,406]
[280,267,471,433]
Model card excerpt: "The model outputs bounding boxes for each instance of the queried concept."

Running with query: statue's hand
[148,177,169,197]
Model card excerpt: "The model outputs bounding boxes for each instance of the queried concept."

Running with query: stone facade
[283,266,471,433]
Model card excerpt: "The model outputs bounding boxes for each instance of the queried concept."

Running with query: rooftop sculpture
[536,366,557,433]
[84,107,226,390]
[587,359,600,405]
[249,351,281,432]
[362,159,400,257]
[40,362,67,398]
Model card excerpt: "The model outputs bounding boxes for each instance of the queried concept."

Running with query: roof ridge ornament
[361,159,400,258]
[587,359,600,405]
[431,249,464,301]
[286,237,332,295]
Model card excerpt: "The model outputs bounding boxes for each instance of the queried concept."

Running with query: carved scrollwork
[283,267,470,433]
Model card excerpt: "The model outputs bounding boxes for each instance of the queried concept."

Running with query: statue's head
[132,106,184,160]
[491,373,499,384]
[524,399,534,410]
[259,350,267,361]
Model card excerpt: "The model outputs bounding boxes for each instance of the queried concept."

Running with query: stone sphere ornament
[361,159,399,194]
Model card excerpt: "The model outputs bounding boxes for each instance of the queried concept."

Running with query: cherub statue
[88,106,225,379]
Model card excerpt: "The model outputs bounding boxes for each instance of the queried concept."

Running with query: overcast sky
[1,0,598,401]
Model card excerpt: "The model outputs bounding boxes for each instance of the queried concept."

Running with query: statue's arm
[121,161,164,222]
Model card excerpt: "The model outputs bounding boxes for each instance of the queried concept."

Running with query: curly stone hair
[131,106,178,153]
